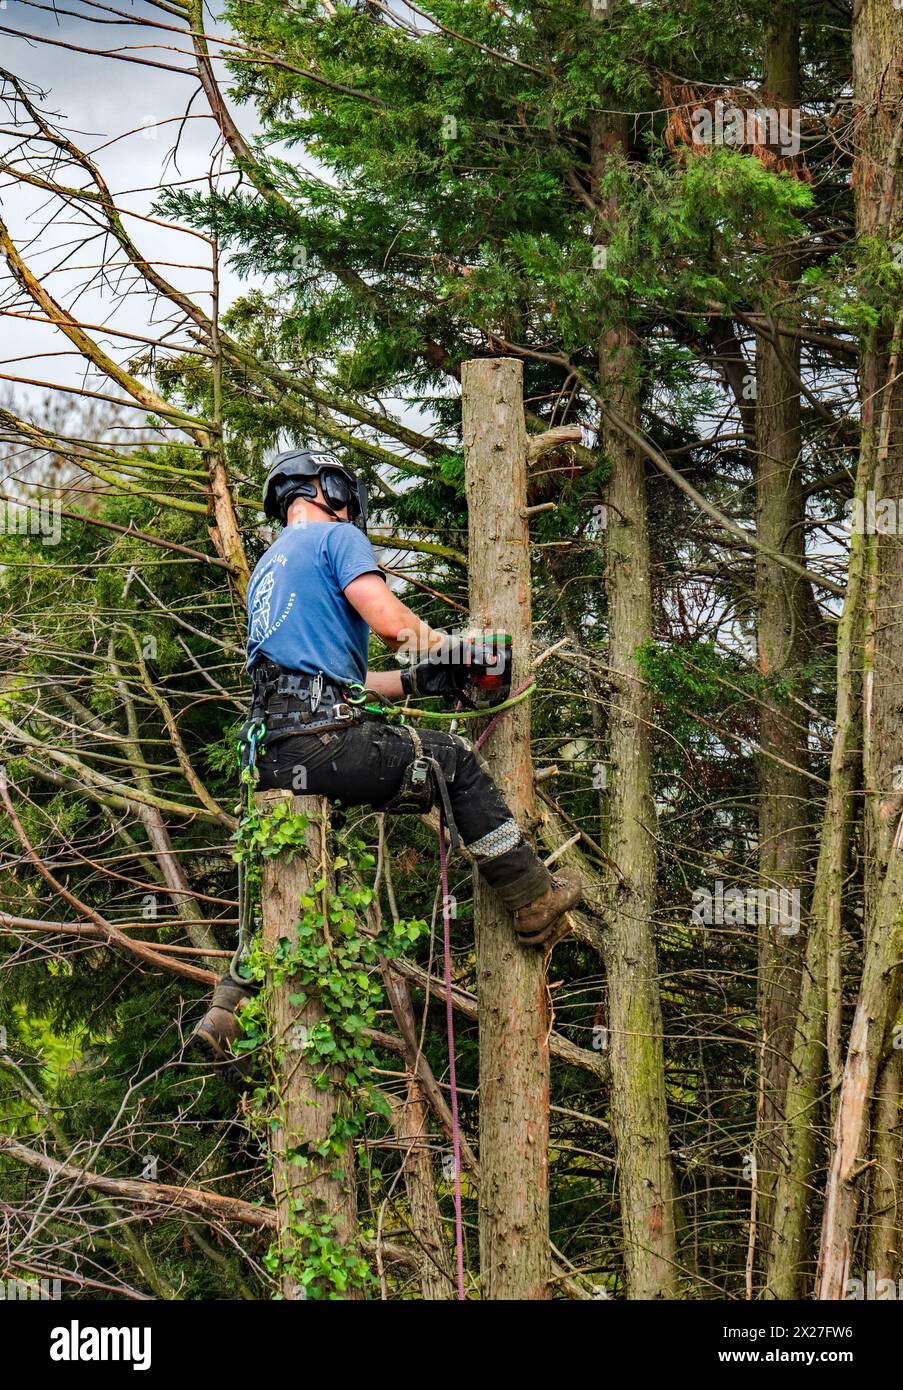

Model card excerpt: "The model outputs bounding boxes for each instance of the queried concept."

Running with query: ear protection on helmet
[262,451,368,532]
[320,469,353,513]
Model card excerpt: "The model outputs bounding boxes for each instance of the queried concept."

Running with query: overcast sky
[0,2,438,495]
[0,0,435,585]
[0,1,261,406]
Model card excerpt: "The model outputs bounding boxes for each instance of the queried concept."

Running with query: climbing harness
[246,660,365,741]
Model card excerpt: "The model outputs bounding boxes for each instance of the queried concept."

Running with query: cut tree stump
[256,789,360,1300]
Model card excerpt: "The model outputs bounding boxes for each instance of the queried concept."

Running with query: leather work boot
[190,980,255,1080]
[512,870,583,949]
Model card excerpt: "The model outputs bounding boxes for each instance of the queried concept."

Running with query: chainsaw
[461,630,512,708]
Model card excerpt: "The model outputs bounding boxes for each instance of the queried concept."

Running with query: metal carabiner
[244,719,266,775]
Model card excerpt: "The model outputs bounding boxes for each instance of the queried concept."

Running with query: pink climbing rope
[472,677,536,753]
[438,804,466,1300]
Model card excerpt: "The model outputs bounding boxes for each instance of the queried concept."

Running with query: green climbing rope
[402,681,537,723]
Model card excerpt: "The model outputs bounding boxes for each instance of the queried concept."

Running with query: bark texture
[462,356,551,1300]
[814,0,903,1299]
[592,84,680,1294]
[754,0,811,1261]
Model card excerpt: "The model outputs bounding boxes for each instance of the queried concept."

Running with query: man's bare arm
[361,669,405,699]
[344,573,444,654]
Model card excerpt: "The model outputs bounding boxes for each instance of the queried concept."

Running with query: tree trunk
[601,341,680,1298]
[462,356,551,1301]
[815,316,903,1298]
[813,0,903,1299]
[817,841,903,1298]
[590,79,680,1292]
[257,790,359,1300]
[765,456,867,1298]
[754,0,810,1265]
[865,1039,903,1282]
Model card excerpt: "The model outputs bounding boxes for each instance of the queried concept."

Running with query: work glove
[400,632,512,706]
[400,634,467,700]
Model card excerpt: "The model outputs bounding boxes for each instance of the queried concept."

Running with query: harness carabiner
[344,681,406,723]
[245,720,266,774]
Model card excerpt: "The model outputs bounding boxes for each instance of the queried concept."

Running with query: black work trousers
[254,719,551,907]
[216,719,552,997]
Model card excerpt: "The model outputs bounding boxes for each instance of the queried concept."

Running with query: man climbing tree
[193,449,582,1065]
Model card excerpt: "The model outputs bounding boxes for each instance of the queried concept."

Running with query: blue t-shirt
[246,521,382,685]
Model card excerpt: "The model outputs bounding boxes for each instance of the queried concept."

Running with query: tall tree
[463,356,551,1299]
[815,0,903,1300]
[753,0,811,1267]
[591,21,680,1289]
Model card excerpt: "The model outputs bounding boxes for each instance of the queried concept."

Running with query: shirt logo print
[249,568,275,645]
